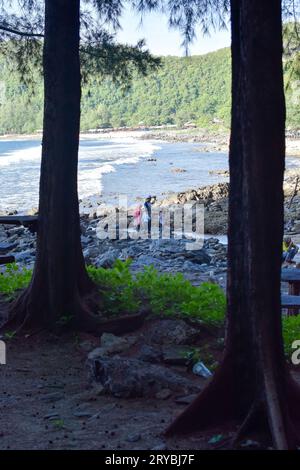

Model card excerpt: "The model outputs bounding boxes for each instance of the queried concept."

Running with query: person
[143,196,152,237]
[133,204,142,232]
[282,236,299,264]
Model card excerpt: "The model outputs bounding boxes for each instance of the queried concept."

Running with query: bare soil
[0,305,232,451]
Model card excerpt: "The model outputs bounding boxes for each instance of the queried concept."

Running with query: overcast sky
[116,7,231,56]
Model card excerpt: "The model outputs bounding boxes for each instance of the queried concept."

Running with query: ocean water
[0,136,298,214]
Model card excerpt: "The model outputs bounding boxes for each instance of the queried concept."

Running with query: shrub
[282,315,300,358]
[0,263,32,299]
[87,259,140,316]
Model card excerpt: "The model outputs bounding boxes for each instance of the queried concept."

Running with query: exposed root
[165,356,300,450]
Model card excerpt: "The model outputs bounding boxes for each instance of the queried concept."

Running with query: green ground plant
[1,260,299,358]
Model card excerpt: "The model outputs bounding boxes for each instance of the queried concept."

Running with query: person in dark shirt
[144,196,152,238]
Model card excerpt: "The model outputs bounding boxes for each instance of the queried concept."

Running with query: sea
[0,135,298,214]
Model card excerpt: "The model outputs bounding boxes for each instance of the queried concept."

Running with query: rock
[27,207,38,216]
[40,392,64,403]
[73,411,93,418]
[91,383,105,396]
[87,357,201,398]
[43,412,60,420]
[126,433,141,443]
[150,239,186,255]
[171,167,187,174]
[147,319,199,346]
[100,333,136,354]
[0,242,18,253]
[155,389,172,400]
[79,340,95,353]
[152,443,167,451]
[136,345,162,363]
[174,394,198,405]
[14,250,35,262]
[88,347,109,361]
[95,249,120,268]
[240,439,261,449]
[162,345,191,366]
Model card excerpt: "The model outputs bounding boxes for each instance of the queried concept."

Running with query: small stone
[43,413,60,420]
[79,340,95,352]
[126,433,141,443]
[40,392,64,403]
[73,411,93,418]
[152,443,167,451]
[155,389,172,400]
[174,394,198,405]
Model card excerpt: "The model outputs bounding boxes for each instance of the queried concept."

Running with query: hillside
[0,46,299,135]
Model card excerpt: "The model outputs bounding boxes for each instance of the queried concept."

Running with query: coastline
[0,127,299,156]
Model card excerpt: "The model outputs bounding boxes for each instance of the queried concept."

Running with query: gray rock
[40,392,64,403]
[174,394,198,405]
[73,411,93,418]
[0,242,18,253]
[126,433,141,443]
[147,319,199,346]
[95,249,120,268]
[155,388,172,400]
[162,345,191,366]
[88,347,109,361]
[183,249,211,265]
[100,333,136,354]
[151,443,167,451]
[136,345,162,363]
[87,357,201,398]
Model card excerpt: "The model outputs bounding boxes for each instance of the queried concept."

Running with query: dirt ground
[1,298,298,451]
[0,329,238,451]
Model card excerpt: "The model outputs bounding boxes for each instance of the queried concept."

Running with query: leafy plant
[0,263,32,299]
[282,315,300,357]
[87,259,140,316]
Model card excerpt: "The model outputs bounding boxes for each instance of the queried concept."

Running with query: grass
[1,260,300,359]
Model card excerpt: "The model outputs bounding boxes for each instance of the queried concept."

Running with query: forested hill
[0,46,299,135]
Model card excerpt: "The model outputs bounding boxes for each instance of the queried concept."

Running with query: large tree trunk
[166,0,300,449]
[4,0,97,331]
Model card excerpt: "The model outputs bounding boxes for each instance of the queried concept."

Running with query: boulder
[86,357,201,398]
[146,319,199,346]
[100,333,137,354]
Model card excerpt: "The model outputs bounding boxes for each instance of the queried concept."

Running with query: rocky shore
[139,128,300,157]
[0,217,228,289]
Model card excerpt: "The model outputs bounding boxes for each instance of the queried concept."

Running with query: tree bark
[166,0,300,449]
[4,0,97,331]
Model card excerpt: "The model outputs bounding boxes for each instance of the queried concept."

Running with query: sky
[117,7,231,57]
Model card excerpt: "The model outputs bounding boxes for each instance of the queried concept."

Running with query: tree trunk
[4,0,97,331]
[166,0,300,449]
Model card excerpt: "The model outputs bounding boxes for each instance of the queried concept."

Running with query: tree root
[0,286,150,337]
[165,355,300,450]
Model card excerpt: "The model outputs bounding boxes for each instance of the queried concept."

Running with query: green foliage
[1,41,299,135]
[88,260,226,325]
[282,315,300,357]
[87,259,141,316]
[1,38,299,134]
[2,259,300,359]
[135,266,225,325]
[0,263,32,299]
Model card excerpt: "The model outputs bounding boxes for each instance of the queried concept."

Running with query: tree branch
[0,24,44,38]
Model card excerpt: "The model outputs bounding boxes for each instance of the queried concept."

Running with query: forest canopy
[0,40,299,135]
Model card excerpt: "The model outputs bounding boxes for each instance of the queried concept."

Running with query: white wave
[0,137,161,208]
[0,144,41,167]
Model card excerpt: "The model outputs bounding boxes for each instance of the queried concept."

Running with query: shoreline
[0,127,299,156]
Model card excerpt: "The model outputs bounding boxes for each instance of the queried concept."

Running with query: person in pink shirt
[133,204,142,232]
